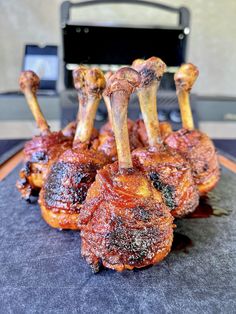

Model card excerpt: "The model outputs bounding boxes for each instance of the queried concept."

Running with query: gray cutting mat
[0,165,235,314]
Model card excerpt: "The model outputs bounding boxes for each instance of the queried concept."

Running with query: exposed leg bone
[174,63,199,130]
[73,67,106,144]
[103,71,113,125]
[19,71,50,135]
[73,65,88,123]
[105,67,141,169]
[132,57,166,146]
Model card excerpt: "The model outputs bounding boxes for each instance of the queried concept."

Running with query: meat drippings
[186,195,230,218]
[172,233,193,253]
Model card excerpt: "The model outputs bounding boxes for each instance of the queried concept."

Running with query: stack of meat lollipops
[16,57,220,273]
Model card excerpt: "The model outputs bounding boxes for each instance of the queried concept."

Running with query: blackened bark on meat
[149,172,176,210]
[44,161,95,209]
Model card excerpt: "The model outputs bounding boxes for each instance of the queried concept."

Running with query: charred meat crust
[43,161,96,211]
[105,220,166,265]
[149,172,175,210]
[164,128,220,192]
[40,147,108,213]
[132,119,172,146]
[16,162,36,200]
[98,119,143,160]
[132,147,199,218]
[17,132,72,199]
[23,131,71,160]
[79,162,174,271]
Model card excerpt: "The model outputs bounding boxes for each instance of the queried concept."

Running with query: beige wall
[0,0,236,96]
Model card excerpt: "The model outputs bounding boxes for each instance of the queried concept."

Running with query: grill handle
[60,0,190,29]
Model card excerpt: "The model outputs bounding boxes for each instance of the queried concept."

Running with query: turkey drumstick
[132,57,166,146]
[61,66,87,137]
[39,67,108,230]
[98,71,142,161]
[175,63,198,130]
[16,71,72,200]
[132,58,172,145]
[164,64,220,194]
[19,71,50,134]
[103,71,114,125]
[107,68,137,168]
[79,67,174,272]
[62,66,100,140]
[132,57,199,218]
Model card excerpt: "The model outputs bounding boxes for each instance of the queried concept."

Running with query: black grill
[60,89,198,131]
[60,1,198,130]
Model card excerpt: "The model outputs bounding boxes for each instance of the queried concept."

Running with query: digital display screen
[23,45,58,90]
[24,55,58,81]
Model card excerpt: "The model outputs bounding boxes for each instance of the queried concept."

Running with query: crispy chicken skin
[133,119,172,146]
[164,129,220,195]
[17,131,72,201]
[38,66,108,230]
[97,70,142,160]
[79,162,174,272]
[132,146,199,217]
[98,119,170,160]
[98,119,143,161]
[16,71,73,200]
[131,57,199,217]
[62,121,99,140]
[39,141,108,230]
[164,63,220,194]
[79,67,174,272]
